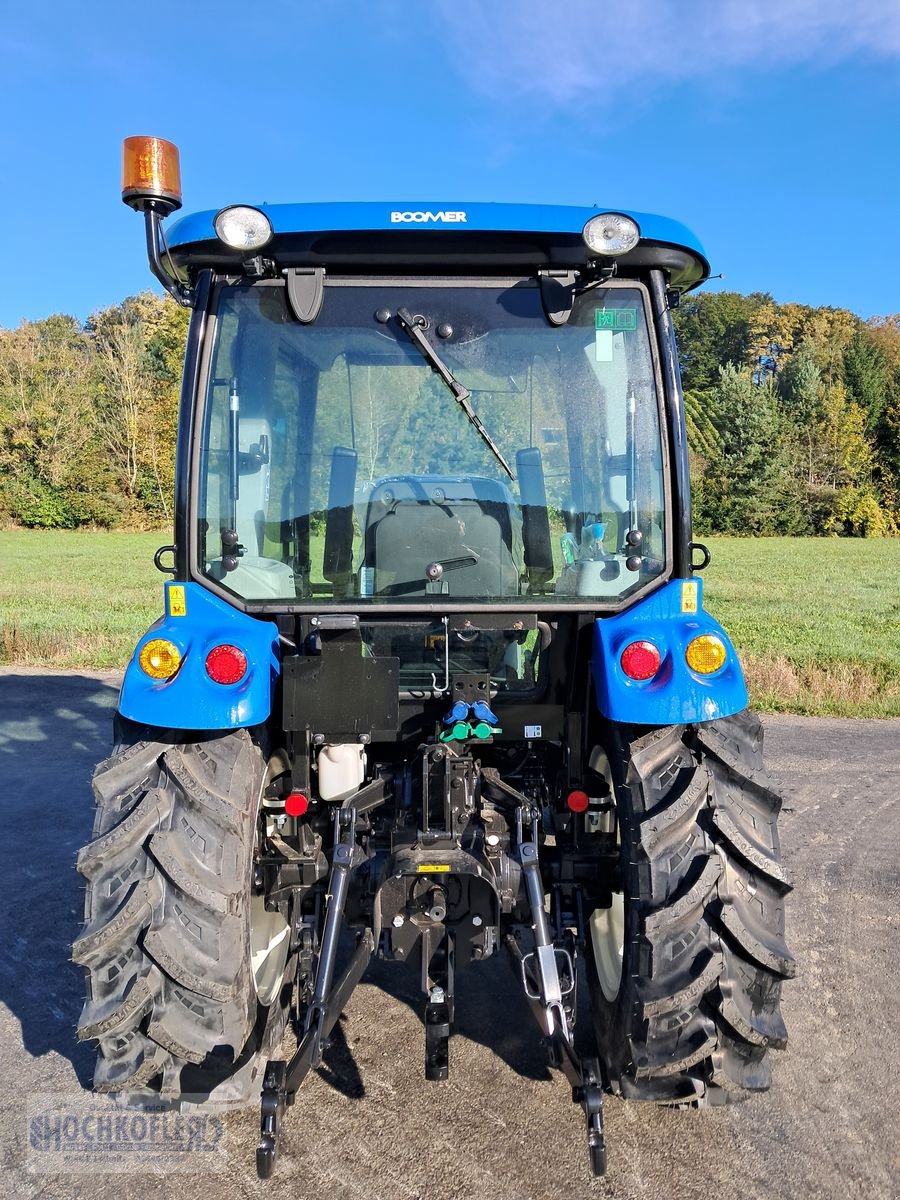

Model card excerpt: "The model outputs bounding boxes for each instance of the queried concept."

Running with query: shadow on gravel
[318,927,591,1095]
[360,949,561,1084]
[0,672,120,1088]
[0,670,587,1103]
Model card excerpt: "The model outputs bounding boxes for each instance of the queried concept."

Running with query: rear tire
[587,709,794,1102]
[73,723,292,1102]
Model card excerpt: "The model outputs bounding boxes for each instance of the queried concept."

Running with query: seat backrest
[363,476,520,598]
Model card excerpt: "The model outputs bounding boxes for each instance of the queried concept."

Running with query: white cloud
[433,0,900,104]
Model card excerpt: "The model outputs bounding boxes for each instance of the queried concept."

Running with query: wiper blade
[396,307,514,479]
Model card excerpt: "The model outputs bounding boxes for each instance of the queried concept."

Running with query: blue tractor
[73,137,794,1178]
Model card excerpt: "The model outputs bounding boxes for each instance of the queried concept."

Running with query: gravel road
[0,669,897,1200]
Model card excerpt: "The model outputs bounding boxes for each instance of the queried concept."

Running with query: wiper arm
[396,307,514,479]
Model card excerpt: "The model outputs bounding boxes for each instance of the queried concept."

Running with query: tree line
[1,289,897,535]
[673,293,900,536]
[0,295,189,529]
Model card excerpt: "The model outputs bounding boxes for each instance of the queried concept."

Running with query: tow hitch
[256,777,606,1180]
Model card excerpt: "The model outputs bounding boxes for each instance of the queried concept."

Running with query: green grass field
[2,530,898,717]
[700,537,900,718]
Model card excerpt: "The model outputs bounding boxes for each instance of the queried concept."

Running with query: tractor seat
[363,476,520,598]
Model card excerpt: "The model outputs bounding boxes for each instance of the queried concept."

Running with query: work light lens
[214,206,273,251]
[583,213,640,256]
[205,643,248,685]
[685,634,727,675]
[620,640,661,680]
[138,638,182,680]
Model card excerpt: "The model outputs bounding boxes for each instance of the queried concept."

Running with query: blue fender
[118,582,281,731]
[591,578,747,726]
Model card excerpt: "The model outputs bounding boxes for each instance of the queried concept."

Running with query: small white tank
[317,744,366,803]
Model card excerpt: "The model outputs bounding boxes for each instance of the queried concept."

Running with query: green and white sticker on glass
[595,308,638,330]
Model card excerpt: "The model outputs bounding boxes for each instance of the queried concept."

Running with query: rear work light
[582,212,640,256]
[121,136,182,212]
[620,640,661,681]
[214,205,273,251]
[138,638,182,680]
[685,634,727,675]
[205,644,248,685]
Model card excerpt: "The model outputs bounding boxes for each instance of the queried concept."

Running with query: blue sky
[2,0,898,328]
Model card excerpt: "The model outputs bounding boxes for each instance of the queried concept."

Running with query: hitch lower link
[256,805,374,1179]
[256,792,606,1180]
[517,817,607,1177]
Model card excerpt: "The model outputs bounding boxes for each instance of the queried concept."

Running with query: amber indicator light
[138,638,182,680]
[685,634,727,675]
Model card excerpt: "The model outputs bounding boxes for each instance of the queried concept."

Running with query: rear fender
[591,578,747,725]
[118,582,280,730]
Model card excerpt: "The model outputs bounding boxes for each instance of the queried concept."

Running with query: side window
[198,304,238,565]
[199,289,298,598]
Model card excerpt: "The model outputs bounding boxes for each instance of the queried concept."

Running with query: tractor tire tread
[75,722,279,1100]
[591,709,792,1104]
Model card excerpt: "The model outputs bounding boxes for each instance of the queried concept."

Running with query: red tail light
[205,644,247,684]
[620,640,661,681]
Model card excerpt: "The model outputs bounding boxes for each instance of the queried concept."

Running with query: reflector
[566,790,590,813]
[284,792,309,818]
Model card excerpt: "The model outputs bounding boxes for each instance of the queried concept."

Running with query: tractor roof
[165,201,710,291]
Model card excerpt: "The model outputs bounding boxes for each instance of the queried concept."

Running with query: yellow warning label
[168,585,187,617]
[681,580,699,614]
[416,864,451,873]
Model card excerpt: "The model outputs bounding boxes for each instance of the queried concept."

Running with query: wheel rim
[590,894,625,1002]
[250,895,291,1006]
[586,748,625,1002]
[250,752,292,1006]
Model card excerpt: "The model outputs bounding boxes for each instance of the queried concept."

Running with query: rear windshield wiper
[396,307,514,479]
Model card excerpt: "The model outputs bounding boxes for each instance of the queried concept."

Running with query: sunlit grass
[2,531,165,668]
[2,530,898,717]
[701,537,900,717]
